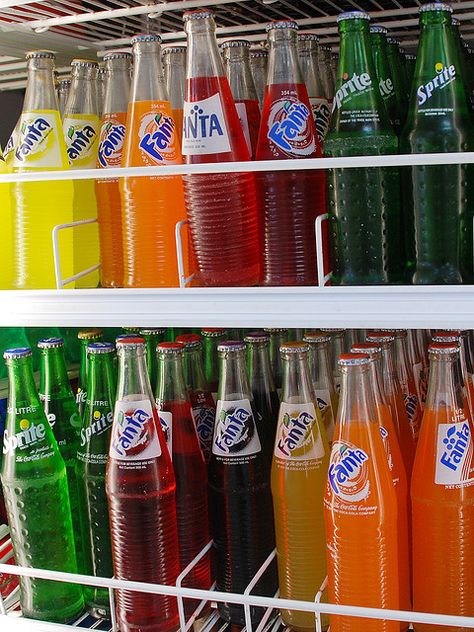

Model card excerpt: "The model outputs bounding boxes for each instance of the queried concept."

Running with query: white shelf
[1,286,473,329]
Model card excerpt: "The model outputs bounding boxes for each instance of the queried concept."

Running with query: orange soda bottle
[390,330,422,444]
[96,50,131,288]
[432,331,474,417]
[412,341,474,632]
[325,353,399,632]
[163,46,186,146]
[121,34,187,287]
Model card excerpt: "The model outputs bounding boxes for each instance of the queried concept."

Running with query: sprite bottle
[386,37,409,127]
[325,11,403,284]
[140,328,166,393]
[370,25,401,132]
[38,337,85,574]
[77,342,115,618]
[401,2,474,284]
[77,329,102,418]
[1,347,84,621]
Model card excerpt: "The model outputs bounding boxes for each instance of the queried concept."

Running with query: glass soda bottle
[163,46,186,145]
[264,327,289,390]
[12,50,74,289]
[271,342,329,632]
[412,342,474,632]
[140,327,166,393]
[77,329,103,418]
[1,347,84,621]
[97,65,107,119]
[256,20,326,287]
[76,341,115,618]
[201,328,227,393]
[121,34,187,288]
[209,341,277,624]
[386,37,409,128]
[319,45,335,106]
[182,9,260,287]
[95,51,132,289]
[324,353,399,632]
[58,78,70,117]
[244,331,280,441]
[405,54,416,85]
[432,331,474,416]
[222,39,261,160]
[297,33,331,144]
[321,328,345,393]
[63,59,101,288]
[369,26,402,132]
[304,332,337,442]
[38,337,85,573]
[155,343,211,614]
[401,3,474,284]
[176,333,216,461]
[407,329,427,407]
[326,11,403,285]
[0,145,12,290]
[250,47,268,109]
[106,336,179,632]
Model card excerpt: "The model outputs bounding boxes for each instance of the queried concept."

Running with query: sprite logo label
[212,398,261,458]
[3,418,46,456]
[64,115,100,168]
[333,72,373,112]
[80,409,113,447]
[98,120,126,168]
[13,111,63,168]
[274,402,325,461]
[417,64,456,107]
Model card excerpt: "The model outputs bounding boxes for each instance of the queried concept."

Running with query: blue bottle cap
[38,337,64,349]
[4,347,33,359]
[87,342,115,354]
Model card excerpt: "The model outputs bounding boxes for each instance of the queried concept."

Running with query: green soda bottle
[386,37,409,126]
[140,328,166,393]
[401,2,474,284]
[77,329,102,418]
[264,328,289,390]
[325,11,403,284]
[370,25,401,132]
[201,328,227,393]
[405,53,416,85]
[76,342,115,618]
[1,347,84,621]
[38,337,85,574]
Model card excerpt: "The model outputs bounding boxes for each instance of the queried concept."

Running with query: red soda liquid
[234,99,261,159]
[183,76,261,287]
[161,399,211,616]
[106,404,179,632]
[256,83,327,286]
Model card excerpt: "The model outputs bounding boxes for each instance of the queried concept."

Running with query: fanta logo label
[328,441,370,502]
[4,130,16,160]
[333,72,372,111]
[274,402,325,462]
[184,104,224,141]
[436,417,473,485]
[379,77,394,98]
[98,122,126,167]
[15,118,52,162]
[110,400,161,460]
[139,113,175,162]
[309,98,331,143]
[440,422,470,472]
[3,421,46,455]
[213,399,261,457]
[66,124,97,162]
[193,405,215,449]
[112,408,150,456]
[380,426,388,439]
[80,410,113,446]
[267,97,315,157]
[404,393,420,436]
[158,410,172,452]
[417,64,456,106]
[182,93,231,156]
[276,410,314,457]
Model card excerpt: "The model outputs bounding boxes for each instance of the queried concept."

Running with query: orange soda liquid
[412,404,474,632]
[325,418,399,632]
[120,100,187,287]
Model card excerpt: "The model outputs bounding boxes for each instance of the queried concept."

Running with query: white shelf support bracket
[175,540,215,632]
[314,575,328,632]
[108,585,118,632]
[175,219,195,289]
[315,213,332,288]
[243,548,277,632]
[52,218,100,289]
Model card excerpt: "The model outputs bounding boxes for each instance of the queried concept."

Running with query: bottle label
[182,93,231,156]
[314,388,335,437]
[157,410,173,454]
[125,100,181,166]
[212,398,261,458]
[77,407,113,464]
[97,112,127,168]
[309,97,331,143]
[235,101,252,156]
[327,440,370,502]
[4,127,17,164]
[436,413,474,486]
[110,398,161,460]
[332,72,380,124]
[274,402,325,461]
[417,64,457,114]
[63,114,100,168]
[378,76,395,100]
[13,110,64,168]
[3,418,55,462]
[263,91,316,158]
[76,387,87,406]
[379,425,394,473]
[191,404,215,458]
[404,392,421,440]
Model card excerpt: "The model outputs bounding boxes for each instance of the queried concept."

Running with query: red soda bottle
[155,342,211,616]
[106,336,179,632]
[256,21,326,286]
[182,9,261,287]
[222,40,261,159]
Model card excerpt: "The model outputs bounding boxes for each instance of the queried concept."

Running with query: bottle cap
[297,33,319,41]
[266,20,299,32]
[337,11,370,23]
[116,333,142,341]
[162,46,187,54]
[244,331,270,344]
[429,342,460,354]
[38,337,64,349]
[26,50,55,60]
[280,342,310,354]
[432,331,460,343]
[140,328,166,336]
[339,353,370,366]
[201,328,227,337]
[405,53,416,60]
[217,341,245,353]
[58,78,71,86]
[379,329,407,338]
[386,37,400,45]
[78,329,102,340]
[320,45,332,52]
[303,333,331,344]
[71,59,99,67]
[156,342,184,355]
[87,342,115,354]
[130,33,162,44]
[183,9,214,21]
[351,343,382,356]
[176,333,202,349]
[250,48,268,58]
[366,332,395,344]
[221,39,250,49]
[4,347,32,359]
[123,326,141,332]
[264,328,289,334]
[103,50,133,60]
[320,328,345,333]
[116,336,146,346]
[370,25,388,34]
[420,3,452,14]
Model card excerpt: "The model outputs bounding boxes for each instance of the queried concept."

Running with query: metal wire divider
[52,218,101,289]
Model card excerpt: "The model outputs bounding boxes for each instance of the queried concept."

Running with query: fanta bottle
[271,342,329,632]
[58,79,70,117]
[249,47,268,108]
[222,40,261,159]
[4,121,19,169]
[201,328,227,393]
[106,336,179,632]
[320,328,345,393]
[12,50,74,289]
[182,9,261,287]
[95,51,131,288]
[264,327,289,390]
[304,332,337,441]
[121,34,187,287]
[97,65,107,119]
[256,21,325,286]
[412,342,474,632]
[63,59,101,288]
[324,353,399,632]
[432,331,473,417]
[407,329,426,408]
[0,146,12,289]
[163,46,186,146]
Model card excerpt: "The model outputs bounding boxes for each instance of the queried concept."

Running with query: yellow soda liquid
[271,401,330,632]
[12,110,74,289]
[0,147,12,289]
[63,113,100,287]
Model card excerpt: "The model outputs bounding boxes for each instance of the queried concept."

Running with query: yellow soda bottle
[12,50,74,289]
[62,59,100,288]
[271,341,330,632]
[4,121,18,170]
[0,145,12,288]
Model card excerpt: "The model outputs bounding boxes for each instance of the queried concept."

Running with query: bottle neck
[87,353,116,405]
[224,47,258,102]
[39,348,70,395]
[267,28,303,86]
[7,357,41,414]
[156,355,188,403]
[130,42,167,103]
[370,356,388,406]
[380,344,399,398]
[117,346,155,402]
[246,343,276,395]
[23,57,59,112]
[308,343,334,390]
[104,58,131,114]
[64,66,98,117]
[218,351,252,401]
[281,353,314,404]
[185,18,225,79]
[425,353,464,412]
[164,53,186,110]
[183,347,209,392]
[337,364,377,425]
[298,41,323,97]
